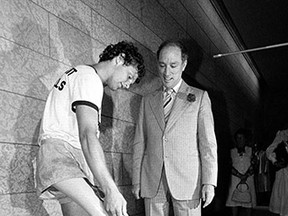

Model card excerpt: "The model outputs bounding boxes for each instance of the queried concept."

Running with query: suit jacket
[132,80,218,200]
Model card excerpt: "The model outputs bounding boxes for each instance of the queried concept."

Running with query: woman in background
[266,129,288,216]
[226,128,257,216]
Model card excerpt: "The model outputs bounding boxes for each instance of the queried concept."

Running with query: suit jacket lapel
[165,81,191,131]
[149,88,165,131]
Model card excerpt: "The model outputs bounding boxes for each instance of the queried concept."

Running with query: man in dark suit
[132,40,218,216]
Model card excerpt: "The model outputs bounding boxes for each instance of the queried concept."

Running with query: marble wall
[0,0,260,215]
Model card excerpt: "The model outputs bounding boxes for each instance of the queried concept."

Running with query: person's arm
[76,105,128,216]
[131,98,145,199]
[201,184,215,208]
[198,91,218,208]
[266,130,283,163]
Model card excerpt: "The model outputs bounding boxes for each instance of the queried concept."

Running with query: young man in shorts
[36,41,145,216]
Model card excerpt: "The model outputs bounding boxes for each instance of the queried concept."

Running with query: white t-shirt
[39,65,103,149]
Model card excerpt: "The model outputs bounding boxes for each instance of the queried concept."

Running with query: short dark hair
[156,40,188,62]
[99,41,145,83]
[234,128,248,141]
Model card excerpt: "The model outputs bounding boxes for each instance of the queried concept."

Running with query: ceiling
[212,0,288,95]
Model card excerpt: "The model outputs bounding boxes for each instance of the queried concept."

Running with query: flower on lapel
[187,93,196,102]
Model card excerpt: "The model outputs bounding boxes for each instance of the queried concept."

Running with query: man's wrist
[102,182,119,195]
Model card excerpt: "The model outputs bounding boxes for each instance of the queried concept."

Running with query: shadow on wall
[9,9,98,215]
[58,10,95,66]
[8,19,56,215]
[181,38,233,215]
[181,38,204,82]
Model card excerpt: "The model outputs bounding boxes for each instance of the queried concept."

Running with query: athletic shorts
[35,138,94,204]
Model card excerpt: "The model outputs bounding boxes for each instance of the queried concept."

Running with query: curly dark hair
[156,40,188,62]
[99,41,145,83]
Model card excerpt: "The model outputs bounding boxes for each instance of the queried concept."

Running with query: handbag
[231,182,252,203]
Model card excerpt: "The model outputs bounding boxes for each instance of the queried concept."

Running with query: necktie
[163,88,175,124]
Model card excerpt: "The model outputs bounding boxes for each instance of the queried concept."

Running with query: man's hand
[131,184,141,199]
[104,188,128,216]
[201,184,215,208]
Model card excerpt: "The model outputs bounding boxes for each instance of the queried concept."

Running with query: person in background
[132,40,218,216]
[36,41,145,216]
[226,128,257,216]
[266,128,288,216]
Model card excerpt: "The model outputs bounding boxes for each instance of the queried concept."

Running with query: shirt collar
[163,79,182,93]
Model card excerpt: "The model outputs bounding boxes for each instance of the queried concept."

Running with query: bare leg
[61,201,90,216]
[242,207,252,216]
[231,206,238,216]
[53,178,108,216]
